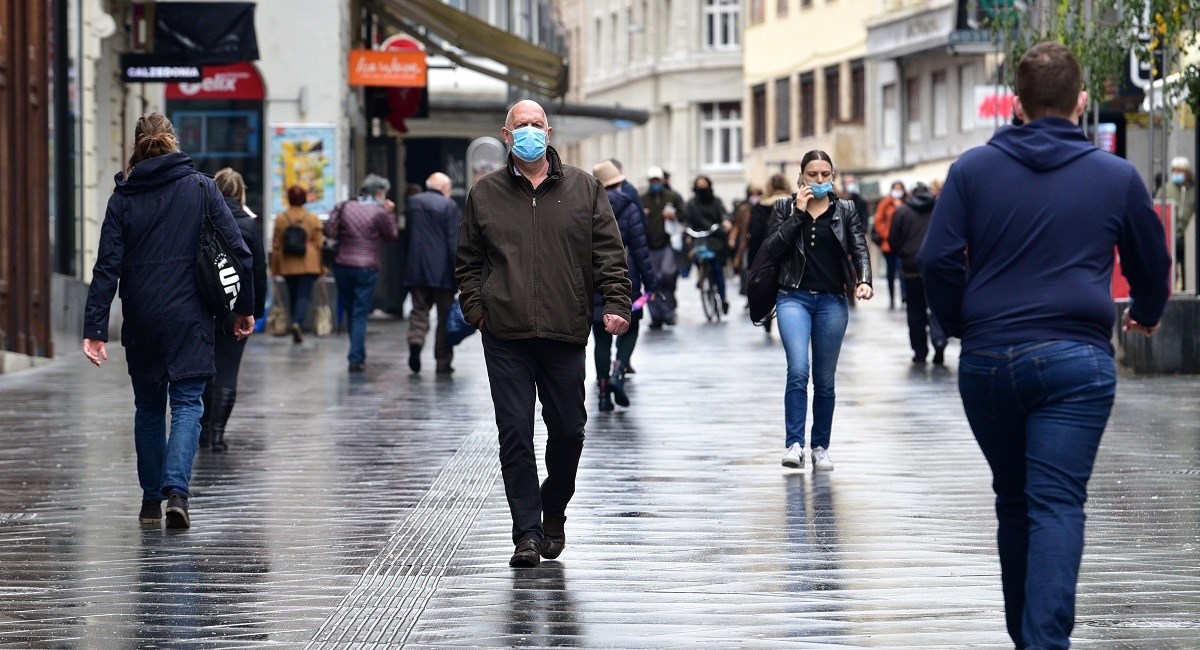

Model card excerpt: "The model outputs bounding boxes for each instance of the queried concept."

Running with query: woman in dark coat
[83,113,255,529]
[199,168,268,452]
[591,161,659,411]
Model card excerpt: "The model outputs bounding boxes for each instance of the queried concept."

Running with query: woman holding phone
[759,150,873,471]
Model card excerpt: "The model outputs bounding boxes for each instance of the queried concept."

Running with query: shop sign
[974,86,1016,129]
[120,53,201,83]
[166,62,266,101]
[348,50,427,88]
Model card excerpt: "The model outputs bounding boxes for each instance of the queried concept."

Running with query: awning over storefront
[372,0,568,97]
[406,95,650,145]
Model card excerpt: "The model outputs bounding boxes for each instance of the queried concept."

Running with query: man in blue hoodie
[918,42,1170,649]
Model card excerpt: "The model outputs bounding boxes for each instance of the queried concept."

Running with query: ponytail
[126,112,180,176]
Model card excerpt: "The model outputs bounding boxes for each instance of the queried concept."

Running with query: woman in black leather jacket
[759,150,873,472]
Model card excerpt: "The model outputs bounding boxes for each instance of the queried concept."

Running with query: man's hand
[233,315,255,340]
[603,314,630,335]
[83,339,107,367]
[855,283,874,301]
[1122,308,1159,336]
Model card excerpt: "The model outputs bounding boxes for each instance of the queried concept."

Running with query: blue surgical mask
[1171,172,1187,186]
[809,181,834,198]
[650,182,664,193]
[510,126,548,162]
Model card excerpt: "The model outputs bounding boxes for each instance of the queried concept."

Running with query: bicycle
[686,224,724,323]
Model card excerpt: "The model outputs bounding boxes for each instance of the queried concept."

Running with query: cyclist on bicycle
[685,175,733,314]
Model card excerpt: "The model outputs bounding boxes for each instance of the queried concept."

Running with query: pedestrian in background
[641,166,687,328]
[838,173,869,222]
[592,160,659,412]
[729,183,763,296]
[270,184,324,344]
[685,174,732,315]
[326,174,399,373]
[1155,156,1194,289]
[83,112,255,529]
[873,180,906,309]
[405,172,461,375]
[201,168,267,453]
[919,42,1171,649]
[760,150,872,472]
[749,175,794,333]
[886,182,946,365]
[457,100,630,568]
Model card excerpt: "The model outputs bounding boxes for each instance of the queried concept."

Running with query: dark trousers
[903,275,947,361]
[284,274,318,328]
[213,317,248,390]
[958,341,1116,649]
[481,329,587,544]
[591,313,641,377]
[407,286,455,367]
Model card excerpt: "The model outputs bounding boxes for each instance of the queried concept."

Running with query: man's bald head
[426,172,451,197]
[505,100,550,130]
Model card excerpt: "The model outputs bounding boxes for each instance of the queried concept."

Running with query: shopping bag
[446,299,478,347]
[314,279,334,337]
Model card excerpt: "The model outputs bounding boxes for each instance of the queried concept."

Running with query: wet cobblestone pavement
[1,287,1198,648]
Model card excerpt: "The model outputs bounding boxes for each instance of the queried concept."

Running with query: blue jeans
[958,341,1116,650]
[284,274,318,327]
[776,289,849,449]
[333,265,379,364]
[131,376,208,500]
[710,260,727,302]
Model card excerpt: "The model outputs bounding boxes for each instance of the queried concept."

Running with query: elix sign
[348,50,426,88]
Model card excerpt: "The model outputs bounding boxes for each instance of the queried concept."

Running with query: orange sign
[348,50,426,87]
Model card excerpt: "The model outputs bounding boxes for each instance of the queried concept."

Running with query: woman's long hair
[214,168,247,207]
[126,112,180,177]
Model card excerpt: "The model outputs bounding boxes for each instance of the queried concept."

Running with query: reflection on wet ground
[0,289,1197,647]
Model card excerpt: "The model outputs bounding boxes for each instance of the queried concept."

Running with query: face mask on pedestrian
[509,125,548,162]
[845,182,859,195]
[891,188,905,200]
[808,182,834,199]
[1171,172,1187,186]
[695,187,713,201]
[748,194,761,206]
[650,182,664,193]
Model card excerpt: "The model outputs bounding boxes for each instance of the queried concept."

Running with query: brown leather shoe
[542,515,566,559]
[509,536,541,568]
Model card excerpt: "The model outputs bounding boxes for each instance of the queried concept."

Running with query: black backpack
[194,176,246,317]
[282,216,307,256]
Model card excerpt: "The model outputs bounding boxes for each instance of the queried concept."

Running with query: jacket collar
[507,146,564,183]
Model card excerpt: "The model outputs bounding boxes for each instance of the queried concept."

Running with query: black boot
[208,387,237,453]
[609,361,630,408]
[597,379,614,412]
[197,384,216,449]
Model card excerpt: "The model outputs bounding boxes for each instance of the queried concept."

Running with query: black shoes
[597,379,614,412]
[408,344,421,373]
[509,536,542,567]
[542,515,566,560]
[722,300,730,315]
[290,323,304,344]
[348,362,365,373]
[165,492,190,529]
[139,499,162,525]
[609,361,630,408]
[932,344,946,366]
[207,387,236,453]
[436,364,454,375]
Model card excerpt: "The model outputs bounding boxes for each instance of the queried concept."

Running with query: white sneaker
[811,446,834,471]
[781,443,803,468]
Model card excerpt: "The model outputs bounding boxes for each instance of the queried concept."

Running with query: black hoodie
[887,187,935,276]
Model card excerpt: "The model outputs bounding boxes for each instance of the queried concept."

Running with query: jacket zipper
[530,184,540,334]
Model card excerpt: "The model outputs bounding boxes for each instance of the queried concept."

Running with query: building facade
[742,0,872,190]
[558,0,745,205]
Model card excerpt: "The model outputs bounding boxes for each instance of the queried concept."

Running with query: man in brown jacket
[457,100,631,568]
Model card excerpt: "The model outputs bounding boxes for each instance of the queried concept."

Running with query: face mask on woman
[748,195,761,206]
[695,187,714,201]
[1171,172,1187,186]
[809,182,834,199]
[510,126,548,162]
[891,188,905,200]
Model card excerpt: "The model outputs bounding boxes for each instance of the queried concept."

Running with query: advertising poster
[269,124,337,216]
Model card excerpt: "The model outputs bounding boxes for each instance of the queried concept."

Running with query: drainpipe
[897,58,906,170]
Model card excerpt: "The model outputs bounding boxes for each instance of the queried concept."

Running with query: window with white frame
[882,83,898,147]
[932,70,948,137]
[701,102,743,169]
[704,0,739,50]
[959,63,977,132]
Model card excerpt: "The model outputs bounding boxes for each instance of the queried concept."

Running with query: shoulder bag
[194,176,246,317]
[321,202,342,268]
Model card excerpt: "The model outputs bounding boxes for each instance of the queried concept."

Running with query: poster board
[269,124,337,217]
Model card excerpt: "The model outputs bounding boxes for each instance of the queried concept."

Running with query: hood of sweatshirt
[987,117,1097,172]
[905,187,935,212]
[113,152,196,195]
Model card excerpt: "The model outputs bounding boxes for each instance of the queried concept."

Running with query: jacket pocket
[571,267,587,316]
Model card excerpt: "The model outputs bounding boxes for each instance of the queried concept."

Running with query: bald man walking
[458,100,631,567]
[405,172,462,374]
